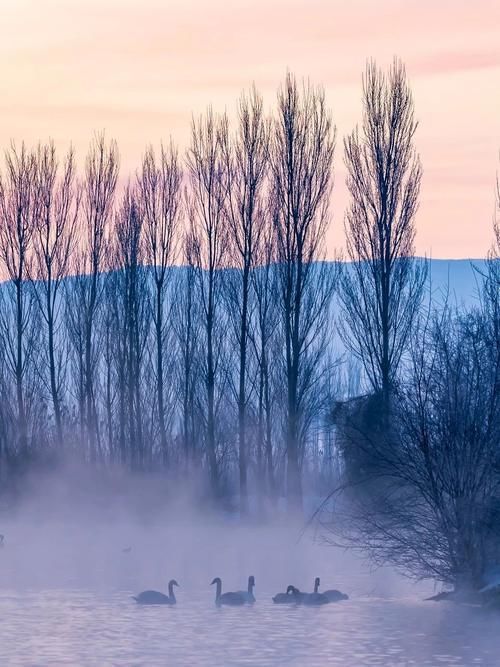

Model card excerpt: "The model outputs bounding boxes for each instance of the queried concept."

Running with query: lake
[0,509,498,665]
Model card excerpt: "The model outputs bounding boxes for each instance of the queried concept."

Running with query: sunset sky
[1,0,499,258]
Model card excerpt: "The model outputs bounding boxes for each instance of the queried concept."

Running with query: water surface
[2,585,499,664]
[0,514,498,665]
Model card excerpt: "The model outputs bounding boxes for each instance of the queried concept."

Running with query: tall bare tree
[75,134,119,462]
[100,271,119,461]
[173,232,200,469]
[187,108,229,496]
[269,74,336,511]
[340,59,425,404]
[139,143,181,464]
[31,142,80,447]
[0,143,38,455]
[222,86,268,512]
[250,221,279,501]
[113,186,148,469]
[482,162,500,414]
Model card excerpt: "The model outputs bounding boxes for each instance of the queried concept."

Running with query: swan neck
[168,583,176,602]
[216,580,221,600]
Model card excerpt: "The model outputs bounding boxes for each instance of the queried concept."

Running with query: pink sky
[1,0,499,258]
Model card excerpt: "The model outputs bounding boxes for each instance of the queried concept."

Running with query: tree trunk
[238,266,249,514]
[156,287,167,466]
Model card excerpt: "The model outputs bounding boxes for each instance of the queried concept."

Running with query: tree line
[0,72,335,512]
[0,60,498,544]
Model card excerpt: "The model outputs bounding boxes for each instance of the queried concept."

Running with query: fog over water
[1,465,499,666]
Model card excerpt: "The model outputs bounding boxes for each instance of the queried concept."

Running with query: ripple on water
[0,590,499,666]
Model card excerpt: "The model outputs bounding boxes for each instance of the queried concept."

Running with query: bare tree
[481,162,500,424]
[100,271,119,461]
[74,133,119,462]
[269,74,336,511]
[327,307,500,592]
[222,86,268,512]
[113,186,148,469]
[139,143,181,464]
[186,108,229,496]
[340,59,425,405]
[30,142,80,447]
[173,232,200,469]
[65,271,87,450]
[0,143,38,455]
[250,221,279,502]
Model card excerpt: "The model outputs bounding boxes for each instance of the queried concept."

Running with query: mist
[3,462,500,666]
[0,460,370,595]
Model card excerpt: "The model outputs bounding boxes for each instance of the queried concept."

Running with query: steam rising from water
[1,462,499,665]
[1,460,372,594]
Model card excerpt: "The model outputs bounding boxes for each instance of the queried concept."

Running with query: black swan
[211,577,247,606]
[236,575,256,604]
[272,585,302,604]
[315,576,349,602]
[133,579,179,605]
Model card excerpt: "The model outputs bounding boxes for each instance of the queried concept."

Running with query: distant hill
[336,258,485,308]
[421,258,486,308]
[0,258,486,307]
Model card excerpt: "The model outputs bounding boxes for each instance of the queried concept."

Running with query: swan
[315,576,349,602]
[299,578,328,606]
[235,575,256,604]
[272,585,302,604]
[211,577,247,606]
[133,579,179,605]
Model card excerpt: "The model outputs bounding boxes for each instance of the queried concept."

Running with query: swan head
[314,577,320,590]
[210,577,221,586]
[286,585,297,594]
[169,579,179,588]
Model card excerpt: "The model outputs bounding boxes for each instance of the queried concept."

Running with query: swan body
[301,591,329,606]
[235,575,256,604]
[211,577,247,606]
[323,589,349,602]
[272,585,302,604]
[133,579,179,605]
